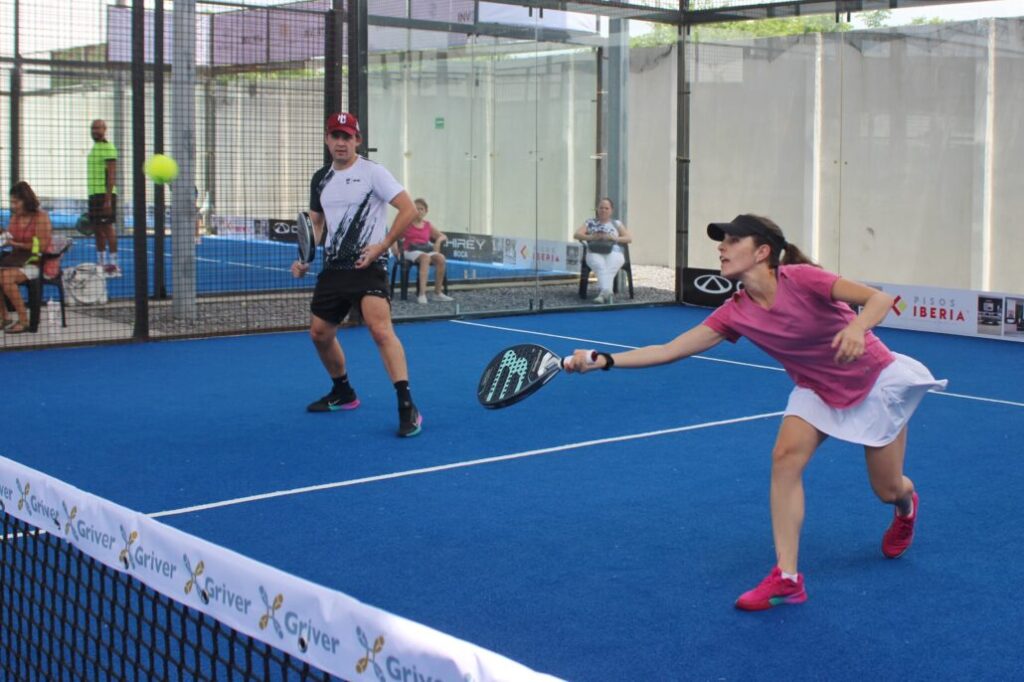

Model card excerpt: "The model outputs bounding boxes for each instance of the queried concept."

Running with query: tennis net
[0,456,561,682]
[0,507,333,681]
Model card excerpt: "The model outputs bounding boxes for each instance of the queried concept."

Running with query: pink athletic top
[404,220,433,248]
[703,264,894,408]
[9,213,51,254]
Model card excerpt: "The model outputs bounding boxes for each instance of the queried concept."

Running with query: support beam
[172,0,198,320]
[131,0,149,338]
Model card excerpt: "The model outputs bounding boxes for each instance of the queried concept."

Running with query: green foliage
[630,24,679,48]
[860,10,892,28]
[692,14,851,42]
[683,0,851,41]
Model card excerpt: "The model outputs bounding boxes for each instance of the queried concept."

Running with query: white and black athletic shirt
[309,157,404,270]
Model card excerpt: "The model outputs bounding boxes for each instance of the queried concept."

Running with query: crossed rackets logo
[16,479,31,515]
[259,585,285,638]
[62,501,79,540]
[119,525,138,569]
[487,350,529,402]
[354,626,385,681]
[182,554,210,604]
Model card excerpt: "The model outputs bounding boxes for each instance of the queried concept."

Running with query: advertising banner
[211,215,256,239]
[683,268,1023,344]
[870,282,1024,343]
[440,232,495,263]
[261,218,300,244]
[0,456,562,682]
[682,267,739,308]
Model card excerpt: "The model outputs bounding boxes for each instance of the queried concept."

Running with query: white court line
[149,411,785,520]
[453,319,1024,407]
[226,260,293,273]
[194,256,292,274]
[451,319,784,372]
[931,391,1024,408]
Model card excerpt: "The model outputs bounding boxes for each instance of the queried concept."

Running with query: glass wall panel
[688,16,1024,297]
[363,3,673,319]
[687,34,822,270]
[836,23,988,288]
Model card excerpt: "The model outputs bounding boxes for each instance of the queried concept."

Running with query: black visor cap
[707,215,785,249]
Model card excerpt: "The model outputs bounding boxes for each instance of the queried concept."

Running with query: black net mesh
[0,508,342,682]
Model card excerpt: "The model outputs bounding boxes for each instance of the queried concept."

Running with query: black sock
[394,380,412,408]
[332,374,352,393]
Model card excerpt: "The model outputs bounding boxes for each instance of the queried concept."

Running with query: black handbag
[586,240,614,255]
[0,249,32,268]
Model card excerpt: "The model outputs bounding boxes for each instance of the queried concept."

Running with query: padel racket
[477,344,597,409]
[296,210,316,264]
[74,212,95,237]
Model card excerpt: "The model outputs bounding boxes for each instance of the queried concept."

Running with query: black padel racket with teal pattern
[477,344,596,409]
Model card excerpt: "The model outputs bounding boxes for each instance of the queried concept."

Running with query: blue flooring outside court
[51,235,570,298]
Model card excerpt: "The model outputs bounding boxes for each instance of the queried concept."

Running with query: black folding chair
[578,241,634,300]
[390,243,449,301]
[21,236,73,332]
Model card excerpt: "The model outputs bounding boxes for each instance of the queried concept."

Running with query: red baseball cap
[326,112,360,137]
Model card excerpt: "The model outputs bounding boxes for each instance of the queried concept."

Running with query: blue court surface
[54,235,568,298]
[2,305,1023,680]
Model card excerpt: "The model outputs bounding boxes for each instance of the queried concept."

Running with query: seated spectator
[395,198,454,304]
[1,181,53,334]
[574,197,632,304]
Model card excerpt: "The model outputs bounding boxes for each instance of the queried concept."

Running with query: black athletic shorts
[310,266,390,325]
[87,194,118,225]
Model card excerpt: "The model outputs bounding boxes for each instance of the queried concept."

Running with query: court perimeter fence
[1,2,1022,350]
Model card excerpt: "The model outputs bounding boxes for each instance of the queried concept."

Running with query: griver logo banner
[0,456,562,682]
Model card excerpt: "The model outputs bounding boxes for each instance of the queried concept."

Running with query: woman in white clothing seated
[574,197,632,304]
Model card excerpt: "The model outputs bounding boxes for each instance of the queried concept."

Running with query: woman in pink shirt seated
[2,181,53,333]
[394,198,454,305]
[565,213,945,611]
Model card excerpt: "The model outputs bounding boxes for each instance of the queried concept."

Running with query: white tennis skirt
[784,353,947,447]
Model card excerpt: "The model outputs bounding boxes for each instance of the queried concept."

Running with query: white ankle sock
[781,570,799,583]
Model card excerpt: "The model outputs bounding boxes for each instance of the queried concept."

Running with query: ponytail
[745,214,819,269]
[780,242,816,267]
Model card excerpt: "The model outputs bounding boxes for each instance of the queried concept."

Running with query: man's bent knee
[365,320,396,347]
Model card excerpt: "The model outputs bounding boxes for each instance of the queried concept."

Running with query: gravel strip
[78,265,677,337]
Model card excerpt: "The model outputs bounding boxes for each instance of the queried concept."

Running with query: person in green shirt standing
[87,119,121,277]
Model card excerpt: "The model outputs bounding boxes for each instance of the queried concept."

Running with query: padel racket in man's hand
[74,212,95,237]
[477,344,597,409]
[296,211,316,264]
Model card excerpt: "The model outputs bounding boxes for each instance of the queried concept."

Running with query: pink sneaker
[735,567,807,611]
[104,263,123,278]
[882,491,919,559]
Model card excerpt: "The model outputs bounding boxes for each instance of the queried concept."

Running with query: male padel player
[292,112,422,437]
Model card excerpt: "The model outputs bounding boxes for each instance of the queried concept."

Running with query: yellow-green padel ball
[145,154,179,184]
